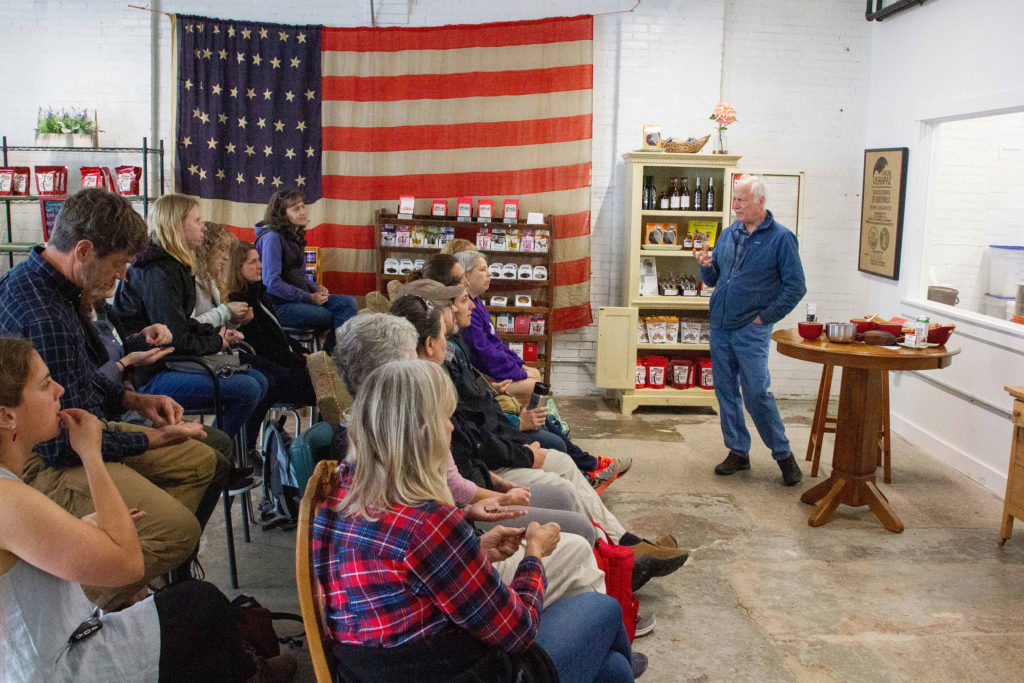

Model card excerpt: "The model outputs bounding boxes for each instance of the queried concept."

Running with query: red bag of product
[115,165,142,195]
[698,357,714,390]
[101,167,117,191]
[523,342,538,361]
[0,168,14,195]
[670,358,694,389]
[646,355,668,389]
[592,524,639,643]
[11,167,30,195]
[80,166,105,189]
[635,358,647,389]
[35,166,67,195]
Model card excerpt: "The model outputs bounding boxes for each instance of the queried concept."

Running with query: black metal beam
[866,0,931,22]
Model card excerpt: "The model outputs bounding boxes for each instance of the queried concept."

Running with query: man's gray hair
[455,249,486,275]
[333,312,417,396]
[737,174,767,202]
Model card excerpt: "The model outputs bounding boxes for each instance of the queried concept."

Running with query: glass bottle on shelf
[658,188,669,210]
[668,177,680,210]
[706,177,715,212]
[642,176,653,210]
[681,178,691,211]
[694,177,703,212]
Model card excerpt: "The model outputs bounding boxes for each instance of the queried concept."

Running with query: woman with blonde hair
[114,194,268,450]
[313,359,637,682]
[192,221,252,330]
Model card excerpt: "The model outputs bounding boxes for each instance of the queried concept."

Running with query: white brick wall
[0,0,872,398]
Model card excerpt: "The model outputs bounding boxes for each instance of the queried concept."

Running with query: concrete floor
[198,397,1024,682]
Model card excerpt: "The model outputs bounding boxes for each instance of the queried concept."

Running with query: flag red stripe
[322,163,590,201]
[305,224,376,250]
[552,302,593,331]
[322,15,592,53]
[322,65,592,103]
[551,211,590,239]
[323,115,592,152]
[552,257,590,287]
[323,271,376,297]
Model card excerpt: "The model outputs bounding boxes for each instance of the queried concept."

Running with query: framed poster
[858,148,908,280]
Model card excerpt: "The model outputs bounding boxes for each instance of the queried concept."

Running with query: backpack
[259,416,300,528]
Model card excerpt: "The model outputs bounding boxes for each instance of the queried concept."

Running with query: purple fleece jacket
[462,295,528,381]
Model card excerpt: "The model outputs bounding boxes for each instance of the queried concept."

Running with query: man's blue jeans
[535,592,633,682]
[709,321,791,460]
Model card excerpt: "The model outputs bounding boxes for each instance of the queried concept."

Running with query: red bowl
[927,325,955,345]
[798,322,823,340]
[875,322,903,336]
[850,319,876,334]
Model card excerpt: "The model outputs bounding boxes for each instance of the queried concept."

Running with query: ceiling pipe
[865,0,930,21]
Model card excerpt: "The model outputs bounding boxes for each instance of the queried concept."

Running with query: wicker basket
[664,135,709,154]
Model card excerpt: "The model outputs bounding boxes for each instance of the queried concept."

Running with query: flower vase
[713,127,728,155]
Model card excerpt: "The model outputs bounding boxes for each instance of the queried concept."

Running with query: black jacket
[445,335,534,478]
[113,241,222,385]
[228,281,307,369]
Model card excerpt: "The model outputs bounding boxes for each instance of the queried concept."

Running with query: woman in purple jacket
[454,250,541,404]
[254,189,356,352]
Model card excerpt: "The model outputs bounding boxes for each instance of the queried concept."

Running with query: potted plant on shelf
[35,107,99,148]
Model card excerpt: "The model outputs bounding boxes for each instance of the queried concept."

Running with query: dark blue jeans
[140,369,267,447]
[709,322,791,459]
[273,295,357,333]
[535,592,634,682]
[523,418,599,472]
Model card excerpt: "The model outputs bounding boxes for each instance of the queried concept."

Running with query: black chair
[168,353,258,589]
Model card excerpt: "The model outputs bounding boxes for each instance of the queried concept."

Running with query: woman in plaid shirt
[312,360,637,681]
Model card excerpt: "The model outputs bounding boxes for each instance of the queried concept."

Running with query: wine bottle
[658,190,669,210]
[706,177,715,212]
[681,178,691,211]
[642,176,652,210]
[694,177,703,212]
[669,177,680,210]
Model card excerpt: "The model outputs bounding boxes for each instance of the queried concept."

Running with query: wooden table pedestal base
[801,471,903,532]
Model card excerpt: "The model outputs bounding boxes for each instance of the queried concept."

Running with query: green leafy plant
[36,107,98,135]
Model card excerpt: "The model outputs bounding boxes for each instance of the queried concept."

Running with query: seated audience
[221,240,316,412]
[313,359,640,681]
[255,189,356,352]
[114,194,268,452]
[0,337,295,682]
[0,188,226,610]
[192,221,252,330]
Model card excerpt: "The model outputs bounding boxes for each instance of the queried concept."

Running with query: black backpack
[259,415,300,529]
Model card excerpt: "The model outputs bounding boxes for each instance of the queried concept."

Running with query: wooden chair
[296,459,340,683]
[806,366,892,482]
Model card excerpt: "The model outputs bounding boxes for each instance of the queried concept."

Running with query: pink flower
[710,102,737,128]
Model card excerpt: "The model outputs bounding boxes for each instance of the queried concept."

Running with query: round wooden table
[772,328,960,532]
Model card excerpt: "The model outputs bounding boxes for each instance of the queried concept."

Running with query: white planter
[34,132,98,148]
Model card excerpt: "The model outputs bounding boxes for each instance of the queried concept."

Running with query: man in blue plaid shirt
[0,188,228,610]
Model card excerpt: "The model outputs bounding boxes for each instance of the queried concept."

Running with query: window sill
[900,296,1024,346]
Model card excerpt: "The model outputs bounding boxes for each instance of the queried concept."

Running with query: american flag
[174,14,593,330]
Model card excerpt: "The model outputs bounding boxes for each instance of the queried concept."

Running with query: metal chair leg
[222,488,239,589]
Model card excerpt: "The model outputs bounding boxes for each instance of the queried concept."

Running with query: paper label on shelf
[527,211,544,225]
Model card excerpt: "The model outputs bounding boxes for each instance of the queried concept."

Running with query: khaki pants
[496,450,629,542]
[23,421,220,610]
[494,532,605,606]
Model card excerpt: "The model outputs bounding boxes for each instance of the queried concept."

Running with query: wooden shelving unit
[374,209,554,384]
[596,152,741,414]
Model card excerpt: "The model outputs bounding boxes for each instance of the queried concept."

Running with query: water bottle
[527,382,550,410]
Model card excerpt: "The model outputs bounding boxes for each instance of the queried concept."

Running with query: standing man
[0,188,228,610]
[695,174,807,485]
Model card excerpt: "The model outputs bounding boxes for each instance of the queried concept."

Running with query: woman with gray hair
[454,250,541,404]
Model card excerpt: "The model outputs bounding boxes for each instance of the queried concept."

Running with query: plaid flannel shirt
[312,462,546,652]
[0,248,148,467]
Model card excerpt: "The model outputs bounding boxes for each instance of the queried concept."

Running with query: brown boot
[631,541,688,561]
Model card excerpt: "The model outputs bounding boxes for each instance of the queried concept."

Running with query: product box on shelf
[689,220,718,247]
[529,314,546,335]
[456,196,473,220]
[395,225,412,247]
[532,265,547,281]
[431,200,447,217]
[503,199,519,223]
[440,226,454,246]
[644,222,678,246]
[535,228,550,252]
[513,315,530,334]
[700,282,714,297]
[411,225,426,247]
[495,313,515,333]
[517,264,533,280]
[425,225,440,248]
[491,227,507,251]
[501,263,517,279]
[476,227,491,250]
[398,196,415,215]
[477,199,493,222]
[490,295,508,306]
[381,224,396,246]
[507,227,521,251]
[523,342,538,361]
[520,229,535,252]
[513,294,533,307]
[509,342,525,359]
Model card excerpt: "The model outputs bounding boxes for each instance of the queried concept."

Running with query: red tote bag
[592,524,639,642]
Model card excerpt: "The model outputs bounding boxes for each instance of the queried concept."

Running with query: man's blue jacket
[698,210,807,331]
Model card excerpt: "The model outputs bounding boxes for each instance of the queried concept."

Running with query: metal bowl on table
[825,322,858,343]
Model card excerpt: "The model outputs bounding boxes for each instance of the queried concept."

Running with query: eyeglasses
[412,295,435,312]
